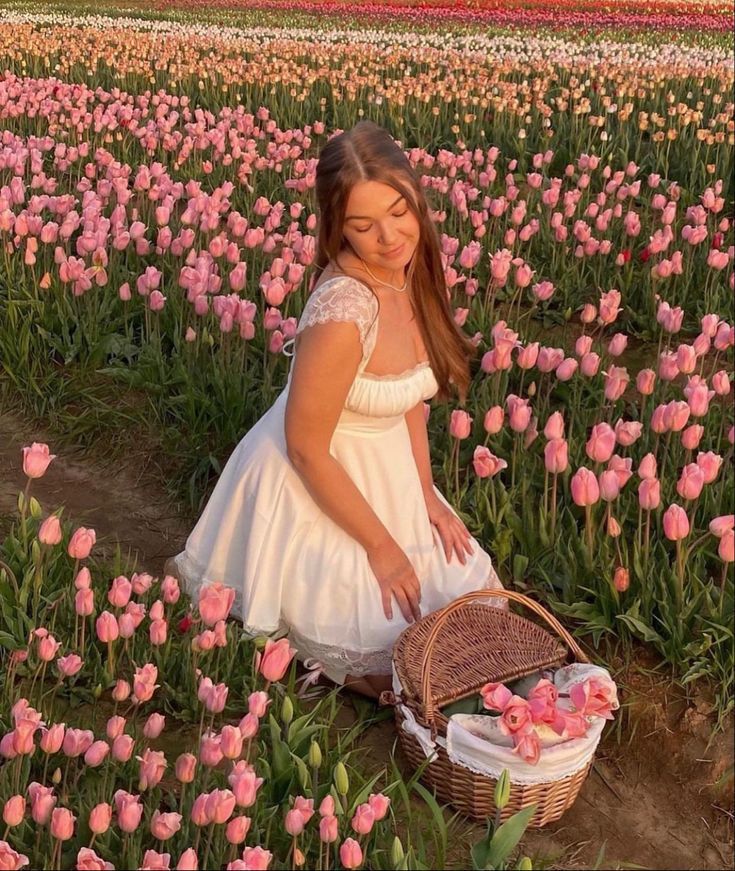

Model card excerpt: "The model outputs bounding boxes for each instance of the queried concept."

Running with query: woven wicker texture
[391,590,594,827]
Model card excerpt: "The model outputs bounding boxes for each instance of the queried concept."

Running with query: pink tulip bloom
[198,582,236,627]
[285,808,305,836]
[512,732,541,765]
[57,654,83,678]
[108,576,132,608]
[220,725,244,760]
[199,732,224,768]
[571,467,600,506]
[37,634,61,662]
[256,638,297,683]
[205,789,236,825]
[320,815,339,844]
[133,664,159,704]
[198,677,229,713]
[536,347,564,373]
[580,352,600,377]
[95,611,119,643]
[138,748,167,790]
[339,838,364,870]
[472,447,507,478]
[657,352,679,382]
[603,365,629,401]
[39,723,65,754]
[3,796,25,828]
[481,682,512,712]
[543,412,565,440]
[696,451,722,484]
[663,504,690,541]
[0,841,29,870]
[84,741,110,768]
[76,847,114,870]
[635,369,656,395]
[614,420,642,446]
[449,410,473,439]
[575,335,593,357]
[675,344,697,374]
[580,303,597,324]
[498,696,534,737]
[22,442,56,479]
[516,342,539,370]
[151,811,182,841]
[175,753,197,784]
[483,406,504,435]
[709,516,735,538]
[598,471,621,502]
[50,807,76,841]
[505,395,532,433]
[663,401,690,432]
[555,358,578,381]
[88,803,112,835]
[681,425,704,451]
[638,453,657,480]
[719,530,735,563]
[544,439,569,475]
[586,423,616,463]
[351,803,375,836]
[144,713,166,740]
[38,515,62,546]
[607,333,628,357]
[570,676,618,720]
[111,734,135,763]
[712,370,731,395]
[67,527,96,560]
[62,729,93,758]
[190,793,212,828]
[28,782,56,825]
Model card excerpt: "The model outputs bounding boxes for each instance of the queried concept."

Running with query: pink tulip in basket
[383,590,618,827]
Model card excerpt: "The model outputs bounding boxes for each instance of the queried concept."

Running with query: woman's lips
[384,243,405,258]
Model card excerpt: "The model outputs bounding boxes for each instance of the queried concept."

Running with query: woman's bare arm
[284,320,423,622]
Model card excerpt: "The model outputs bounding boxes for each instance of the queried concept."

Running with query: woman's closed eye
[354,210,409,233]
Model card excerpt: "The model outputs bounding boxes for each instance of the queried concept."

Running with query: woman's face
[342,180,420,274]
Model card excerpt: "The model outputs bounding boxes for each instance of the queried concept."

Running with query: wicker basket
[388,589,594,828]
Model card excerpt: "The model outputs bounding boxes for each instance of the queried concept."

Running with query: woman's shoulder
[297,270,379,342]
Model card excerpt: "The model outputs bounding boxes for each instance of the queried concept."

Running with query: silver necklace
[359,257,408,293]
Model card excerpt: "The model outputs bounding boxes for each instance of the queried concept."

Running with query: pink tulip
[112,680,131,702]
[607,516,622,537]
[199,732,224,768]
[636,369,656,395]
[512,732,541,765]
[111,734,135,763]
[580,303,597,324]
[50,807,76,841]
[696,451,722,484]
[151,811,182,841]
[598,471,620,502]
[22,442,56,479]
[544,439,568,474]
[144,713,166,740]
[570,677,618,720]
[28,783,56,825]
[481,682,512,711]
[603,366,629,401]
[614,420,642,446]
[571,468,600,506]
[472,447,507,478]
[108,576,132,608]
[544,412,565,440]
[133,664,159,703]
[580,352,600,377]
[339,838,364,870]
[575,335,593,357]
[3,796,25,828]
[95,611,119,643]
[555,358,578,381]
[607,333,628,356]
[676,344,697,374]
[83,741,110,768]
[240,847,272,870]
[138,748,167,790]
[175,753,197,784]
[76,847,114,870]
[712,370,731,395]
[586,423,616,463]
[516,343,539,370]
[37,634,61,662]
[709,516,735,537]
[62,729,94,758]
[663,504,690,541]
[319,796,335,818]
[39,723,65,754]
[57,654,83,678]
[506,395,532,433]
[663,401,690,432]
[498,696,534,736]
[220,815,250,848]
[220,725,244,760]
[449,410,473,439]
[285,808,305,836]
[67,527,96,559]
[88,803,112,835]
[175,848,198,871]
[198,582,236,627]
[483,406,504,435]
[38,515,63,546]
[681,425,704,451]
[351,804,375,836]
[205,789,236,825]
[368,793,391,821]
[637,453,657,481]
[256,638,297,683]
[319,815,339,844]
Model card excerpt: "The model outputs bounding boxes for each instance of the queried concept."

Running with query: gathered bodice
[281,276,439,425]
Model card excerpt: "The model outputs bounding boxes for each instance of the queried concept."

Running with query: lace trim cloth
[176,551,505,686]
[282,276,378,366]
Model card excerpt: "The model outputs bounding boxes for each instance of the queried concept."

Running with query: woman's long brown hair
[312,120,476,404]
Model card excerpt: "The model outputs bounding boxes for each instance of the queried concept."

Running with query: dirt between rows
[0,406,732,870]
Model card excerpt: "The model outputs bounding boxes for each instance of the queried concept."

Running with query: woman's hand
[366,539,423,623]
[424,491,474,566]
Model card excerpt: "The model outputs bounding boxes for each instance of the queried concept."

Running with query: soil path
[0,407,732,870]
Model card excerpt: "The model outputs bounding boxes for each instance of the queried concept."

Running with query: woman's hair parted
[313,120,476,404]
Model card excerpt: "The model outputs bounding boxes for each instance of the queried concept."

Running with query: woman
[167,121,504,699]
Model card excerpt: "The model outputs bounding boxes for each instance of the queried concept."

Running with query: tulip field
[0,0,733,868]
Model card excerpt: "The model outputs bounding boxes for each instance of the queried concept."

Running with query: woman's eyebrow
[345,194,405,222]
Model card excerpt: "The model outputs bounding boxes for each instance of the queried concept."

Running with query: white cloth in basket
[395,663,612,785]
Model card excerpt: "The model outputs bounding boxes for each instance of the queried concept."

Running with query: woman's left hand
[424,491,474,565]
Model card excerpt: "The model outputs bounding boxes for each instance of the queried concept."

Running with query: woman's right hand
[367,539,423,623]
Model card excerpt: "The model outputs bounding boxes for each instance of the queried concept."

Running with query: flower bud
[309,741,322,769]
[494,769,511,809]
[334,761,349,796]
[281,695,294,726]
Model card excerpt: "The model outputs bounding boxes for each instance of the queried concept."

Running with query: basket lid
[393,601,568,724]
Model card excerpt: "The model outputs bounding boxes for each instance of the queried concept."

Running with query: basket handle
[419,589,588,728]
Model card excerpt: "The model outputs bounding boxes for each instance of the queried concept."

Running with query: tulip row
[1,454,426,871]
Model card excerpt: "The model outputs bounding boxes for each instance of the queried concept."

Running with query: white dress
[173,275,504,684]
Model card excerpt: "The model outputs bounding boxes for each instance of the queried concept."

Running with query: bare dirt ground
[1,407,733,870]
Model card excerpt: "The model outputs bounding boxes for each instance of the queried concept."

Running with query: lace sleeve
[295,276,379,353]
